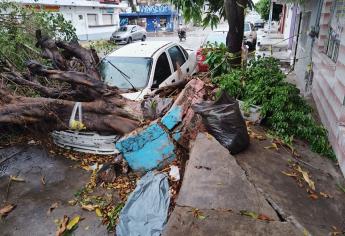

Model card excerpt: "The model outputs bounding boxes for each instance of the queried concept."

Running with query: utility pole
[268,0,273,34]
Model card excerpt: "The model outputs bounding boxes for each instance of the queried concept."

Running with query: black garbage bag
[193,91,249,154]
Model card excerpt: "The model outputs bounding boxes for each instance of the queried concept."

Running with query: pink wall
[312,0,345,176]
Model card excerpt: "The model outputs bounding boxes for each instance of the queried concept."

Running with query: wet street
[0,145,110,236]
[145,25,216,50]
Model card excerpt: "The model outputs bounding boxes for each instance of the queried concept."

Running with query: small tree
[255,0,270,20]
[255,0,283,21]
[0,1,77,70]
[170,0,253,65]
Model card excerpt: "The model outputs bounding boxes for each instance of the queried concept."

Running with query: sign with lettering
[139,5,171,14]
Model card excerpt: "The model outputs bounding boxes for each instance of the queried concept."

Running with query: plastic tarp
[116,172,170,236]
[193,91,250,154]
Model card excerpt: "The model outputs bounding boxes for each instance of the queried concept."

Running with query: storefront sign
[139,5,171,14]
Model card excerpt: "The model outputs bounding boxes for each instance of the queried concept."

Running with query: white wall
[60,6,120,40]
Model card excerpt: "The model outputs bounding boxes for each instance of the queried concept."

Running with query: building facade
[289,0,345,175]
[119,4,176,32]
[15,0,128,40]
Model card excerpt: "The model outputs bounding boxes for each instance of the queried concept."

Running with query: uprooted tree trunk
[0,30,139,135]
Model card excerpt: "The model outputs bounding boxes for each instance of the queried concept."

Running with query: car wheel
[142,35,146,41]
[127,37,132,44]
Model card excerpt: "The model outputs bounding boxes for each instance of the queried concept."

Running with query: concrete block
[163,206,300,236]
[116,79,206,171]
[177,133,278,218]
[116,122,176,171]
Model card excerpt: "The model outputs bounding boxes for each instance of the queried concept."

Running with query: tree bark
[224,0,248,66]
[0,30,140,135]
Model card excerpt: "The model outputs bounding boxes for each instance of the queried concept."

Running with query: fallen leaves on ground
[41,176,46,185]
[66,215,80,230]
[47,202,59,215]
[55,215,81,236]
[282,163,317,199]
[297,166,315,191]
[330,226,345,236]
[81,204,97,211]
[240,210,258,219]
[240,210,275,222]
[95,208,102,217]
[264,142,279,151]
[247,125,266,141]
[281,171,297,177]
[55,215,68,236]
[309,193,319,200]
[257,213,275,221]
[10,175,25,182]
[320,192,333,198]
[0,204,16,217]
[191,208,207,220]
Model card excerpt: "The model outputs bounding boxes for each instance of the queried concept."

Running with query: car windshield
[244,23,250,32]
[118,26,128,32]
[205,33,226,45]
[100,57,152,89]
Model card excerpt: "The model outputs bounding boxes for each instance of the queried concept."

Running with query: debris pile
[46,77,250,233]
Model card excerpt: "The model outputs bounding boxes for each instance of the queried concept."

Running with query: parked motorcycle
[178,29,186,41]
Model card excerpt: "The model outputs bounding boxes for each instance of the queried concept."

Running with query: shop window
[153,52,172,88]
[87,14,97,26]
[102,14,113,25]
[326,27,340,62]
[168,46,186,71]
[325,0,344,62]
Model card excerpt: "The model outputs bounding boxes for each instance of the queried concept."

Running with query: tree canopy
[0,1,77,71]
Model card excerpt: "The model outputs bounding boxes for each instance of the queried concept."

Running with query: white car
[100,41,197,100]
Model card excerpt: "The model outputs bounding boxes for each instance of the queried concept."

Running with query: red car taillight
[196,48,206,62]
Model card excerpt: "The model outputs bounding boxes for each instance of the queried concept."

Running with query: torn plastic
[169,165,180,181]
[141,97,174,120]
[193,91,250,154]
[116,171,170,236]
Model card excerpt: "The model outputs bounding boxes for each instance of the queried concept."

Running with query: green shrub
[214,57,335,159]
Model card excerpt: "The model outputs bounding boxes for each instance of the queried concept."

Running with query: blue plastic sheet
[116,172,170,236]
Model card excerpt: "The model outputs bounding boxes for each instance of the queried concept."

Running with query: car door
[151,52,173,89]
[163,45,189,85]
[130,26,138,40]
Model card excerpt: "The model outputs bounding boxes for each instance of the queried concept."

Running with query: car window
[100,57,152,89]
[180,47,189,60]
[205,33,227,45]
[131,26,136,32]
[168,46,186,71]
[152,52,172,88]
[119,26,127,32]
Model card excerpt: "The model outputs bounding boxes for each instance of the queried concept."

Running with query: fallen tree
[0,30,139,135]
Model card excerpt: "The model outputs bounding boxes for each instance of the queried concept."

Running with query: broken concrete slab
[163,206,301,236]
[235,131,345,236]
[116,122,176,171]
[0,145,109,236]
[116,79,205,171]
[177,133,278,218]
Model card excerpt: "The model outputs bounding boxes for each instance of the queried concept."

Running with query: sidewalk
[164,131,345,236]
[164,133,300,236]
